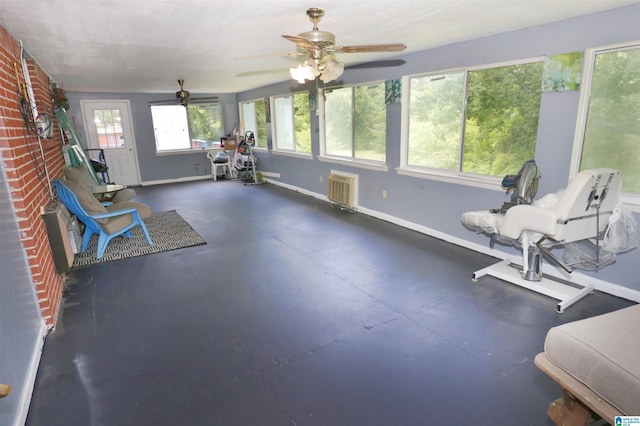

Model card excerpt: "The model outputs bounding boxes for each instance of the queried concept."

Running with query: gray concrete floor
[26,180,633,425]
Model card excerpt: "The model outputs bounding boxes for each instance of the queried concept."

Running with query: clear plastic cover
[562,239,616,271]
[603,203,638,254]
[563,203,637,270]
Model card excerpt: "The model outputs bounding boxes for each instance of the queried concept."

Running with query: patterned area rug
[72,210,206,267]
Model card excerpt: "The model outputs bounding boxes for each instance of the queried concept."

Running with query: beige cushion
[101,201,152,234]
[62,179,108,223]
[111,188,136,203]
[544,304,640,415]
[105,201,152,219]
[63,165,97,187]
[65,165,137,202]
[101,211,134,234]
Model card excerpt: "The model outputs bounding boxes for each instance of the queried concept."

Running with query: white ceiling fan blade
[236,68,293,77]
[335,43,407,54]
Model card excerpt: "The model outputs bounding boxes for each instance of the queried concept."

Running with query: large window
[323,83,386,163]
[151,103,223,152]
[405,59,543,179]
[272,92,311,154]
[575,43,640,196]
[240,99,268,149]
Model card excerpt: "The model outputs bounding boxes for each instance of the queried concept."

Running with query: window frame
[270,91,312,158]
[151,102,224,155]
[570,40,640,211]
[399,57,544,190]
[318,81,389,172]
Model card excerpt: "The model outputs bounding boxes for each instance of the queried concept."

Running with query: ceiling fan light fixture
[290,60,320,83]
[290,57,344,84]
[319,57,344,83]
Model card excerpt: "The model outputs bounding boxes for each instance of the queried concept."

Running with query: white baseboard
[141,175,211,186]
[266,179,328,201]
[265,179,640,304]
[141,170,279,187]
[260,171,280,178]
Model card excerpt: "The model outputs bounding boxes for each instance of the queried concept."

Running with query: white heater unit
[327,173,356,208]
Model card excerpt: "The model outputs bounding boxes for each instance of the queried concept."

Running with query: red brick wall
[1,24,65,328]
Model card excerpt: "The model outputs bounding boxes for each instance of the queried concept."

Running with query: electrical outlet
[195,162,200,170]
[382,190,387,199]
[319,175,323,183]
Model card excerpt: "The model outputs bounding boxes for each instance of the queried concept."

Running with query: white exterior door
[80,100,140,186]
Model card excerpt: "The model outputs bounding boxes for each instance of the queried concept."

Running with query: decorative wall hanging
[309,89,317,112]
[385,79,402,104]
[50,81,69,110]
[542,52,583,92]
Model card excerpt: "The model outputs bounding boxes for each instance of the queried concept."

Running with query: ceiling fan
[281,8,407,83]
[148,80,218,107]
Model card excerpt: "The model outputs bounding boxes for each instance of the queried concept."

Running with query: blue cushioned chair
[54,178,153,259]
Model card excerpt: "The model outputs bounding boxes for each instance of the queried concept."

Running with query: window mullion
[459,70,470,172]
[184,106,195,145]
[351,88,356,158]
[291,96,297,151]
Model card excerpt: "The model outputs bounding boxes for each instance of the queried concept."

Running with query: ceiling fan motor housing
[176,90,190,100]
[175,79,190,105]
[298,30,335,48]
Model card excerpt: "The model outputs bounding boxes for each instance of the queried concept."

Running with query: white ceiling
[0,0,637,94]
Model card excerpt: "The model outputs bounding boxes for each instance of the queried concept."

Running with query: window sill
[396,166,503,191]
[621,194,640,213]
[396,167,640,213]
[271,150,313,160]
[318,155,388,172]
[155,149,210,156]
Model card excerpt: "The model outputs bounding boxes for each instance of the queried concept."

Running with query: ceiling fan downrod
[306,8,324,30]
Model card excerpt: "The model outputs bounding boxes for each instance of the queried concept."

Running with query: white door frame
[79,99,141,186]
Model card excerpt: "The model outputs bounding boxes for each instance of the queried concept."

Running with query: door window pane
[93,109,124,149]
